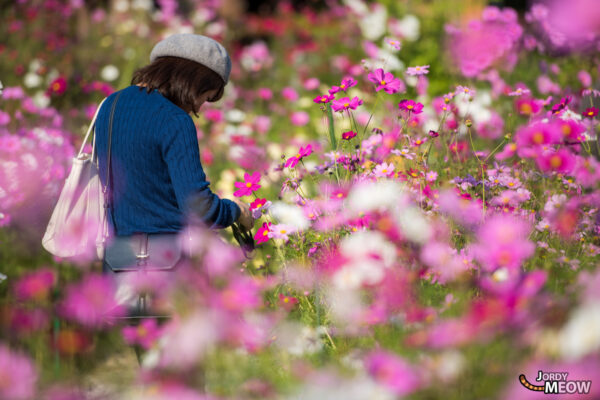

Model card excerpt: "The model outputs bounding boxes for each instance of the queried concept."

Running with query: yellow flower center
[550,155,562,168]
[381,80,386,85]
[246,182,252,188]
[532,132,544,144]
[407,105,413,109]
[382,169,387,173]
[344,103,349,107]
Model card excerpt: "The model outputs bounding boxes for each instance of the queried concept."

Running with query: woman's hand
[233,199,254,231]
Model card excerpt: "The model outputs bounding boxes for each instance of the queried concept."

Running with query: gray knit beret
[150,34,231,84]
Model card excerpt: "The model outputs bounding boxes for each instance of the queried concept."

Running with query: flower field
[1,0,600,399]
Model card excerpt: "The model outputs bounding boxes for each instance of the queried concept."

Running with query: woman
[94,34,253,278]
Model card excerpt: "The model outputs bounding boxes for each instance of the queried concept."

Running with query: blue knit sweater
[94,85,240,236]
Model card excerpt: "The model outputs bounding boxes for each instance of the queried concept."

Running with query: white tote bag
[42,98,109,259]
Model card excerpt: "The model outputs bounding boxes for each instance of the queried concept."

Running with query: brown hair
[131,56,225,116]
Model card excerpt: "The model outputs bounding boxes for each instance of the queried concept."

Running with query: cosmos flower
[122,318,163,350]
[254,222,272,244]
[313,94,335,105]
[285,144,313,168]
[406,65,429,76]
[373,162,395,178]
[60,274,125,327]
[367,68,404,94]
[331,96,363,112]
[342,130,357,140]
[250,198,272,219]
[234,171,262,197]
[329,77,357,94]
[398,99,424,114]
[0,345,37,400]
[583,107,598,118]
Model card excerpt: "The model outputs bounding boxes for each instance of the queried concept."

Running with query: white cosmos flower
[391,14,421,41]
[225,109,246,123]
[394,206,432,245]
[32,91,50,109]
[558,301,600,360]
[347,180,407,214]
[270,202,309,231]
[340,231,396,268]
[24,72,42,88]
[359,4,387,40]
[100,65,119,81]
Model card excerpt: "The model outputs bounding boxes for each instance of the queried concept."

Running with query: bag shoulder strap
[77,98,107,158]
[105,91,123,235]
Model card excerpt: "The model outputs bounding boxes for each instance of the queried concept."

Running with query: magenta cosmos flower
[285,144,313,168]
[398,99,424,114]
[536,148,576,174]
[406,65,430,76]
[342,130,357,140]
[313,93,335,105]
[365,350,421,396]
[122,318,163,350]
[60,274,125,327]
[254,221,272,244]
[367,68,405,94]
[329,77,357,94]
[331,96,363,112]
[234,171,261,197]
[583,107,598,118]
[470,214,535,272]
[0,345,37,400]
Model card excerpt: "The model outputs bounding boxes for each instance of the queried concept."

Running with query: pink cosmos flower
[0,110,10,126]
[281,87,298,102]
[313,94,335,105]
[508,87,531,96]
[0,212,10,227]
[290,111,309,126]
[456,85,475,97]
[398,99,424,114]
[285,144,312,168]
[331,96,363,112]
[391,148,415,159]
[329,77,357,94]
[514,98,542,116]
[257,88,273,100]
[365,350,421,396]
[0,345,37,400]
[515,121,562,148]
[342,130,357,140]
[426,171,438,182]
[386,38,402,50]
[122,318,163,350]
[14,268,56,302]
[373,162,395,178]
[219,277,262,312]
[536,148,576,174]
[470,214,535,272]
[556,119,586,142]
[406,65,430,76]
[267,224,296,241]
[60,274,125,327]
[234,171,261,197]
[250,197,271,219]
[254,222,272,244]
[367,68,404,94]
[303,77,320,90]
[278,293,299,311]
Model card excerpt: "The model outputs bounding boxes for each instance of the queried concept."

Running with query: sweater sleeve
[161,113,241,229]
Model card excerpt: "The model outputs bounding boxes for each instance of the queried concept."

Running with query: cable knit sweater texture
[94,85,240,236]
